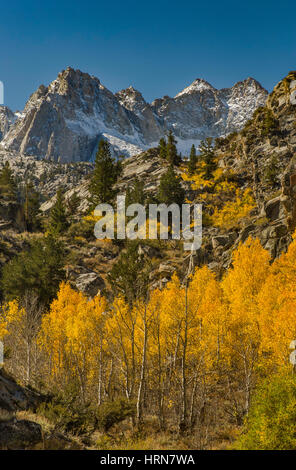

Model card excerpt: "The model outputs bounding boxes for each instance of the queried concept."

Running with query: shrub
[38,394,95,435]
[97,398,136,432]
[235,371,296,450]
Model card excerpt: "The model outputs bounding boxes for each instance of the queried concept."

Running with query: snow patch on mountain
[0,68,268,161]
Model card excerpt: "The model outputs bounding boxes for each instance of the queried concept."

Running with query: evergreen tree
[48,188,68,235]
[199,137,217,180]
[158,137,167,160]
[108,242,150,305]
[23,181,40,231]
[89,140,122,208]
[157,165,185,206]
[166,131,181,166]
[188,144,198,175]
[1,235,65,306]
[67,191,81,217]
[0,161,17,201]
[125,177,146,207]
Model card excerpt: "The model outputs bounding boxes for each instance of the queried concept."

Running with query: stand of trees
[158,132,182,166]
[2,235,296,446]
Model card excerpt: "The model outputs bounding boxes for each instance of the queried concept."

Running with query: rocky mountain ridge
[0,67,267,161]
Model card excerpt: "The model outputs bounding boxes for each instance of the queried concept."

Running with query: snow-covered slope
[0,68,268,161]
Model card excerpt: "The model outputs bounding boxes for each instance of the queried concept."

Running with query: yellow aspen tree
[39,282,107,402]
[258,232,296,367]
[221,237,271,417]
[106,296,141,400]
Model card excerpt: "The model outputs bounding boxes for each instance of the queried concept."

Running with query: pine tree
[188,144,198,175]
[108,242,150,304]
[1,235,65,306]
[0,161,17,201]
[67,191,81,217]
[199,137,216,180]
[23,181,40,231]
[157,165,185,206]
[166,131,181,166]
[125,177,146,207]
[89,140,122,208]
[158,137,167,160]
[48,188,68,235]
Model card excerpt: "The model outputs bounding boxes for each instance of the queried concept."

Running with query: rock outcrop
[0,369,43,411]
[0,67,267,161]
[0,106,15,141]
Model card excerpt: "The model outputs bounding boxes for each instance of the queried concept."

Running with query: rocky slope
[0,67,267,161]
[208,70,296,265]
[151,77,267,151]
[1,72,295,293]
[39,71,296,287]
[0,106,16,140]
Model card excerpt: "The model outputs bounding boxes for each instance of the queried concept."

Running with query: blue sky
[0,0,295,110]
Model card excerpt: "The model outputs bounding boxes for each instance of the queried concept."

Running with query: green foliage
[126,177,146,207]
[158,137,167,160]
[236,371,296,450]
[0,161,17,201]
[157,165,185,206]
[108,242,150,304]
[261,109,279,137]
[89,140,122,208]
[97,398,136,432]
[67,191,81,217]
[23,180,41,231]
[38,392,95,435]
[188,144,198,175]
[1,235,65,305]
[67,218,95,240]
[166,131,181,166]
[48,188,68,235]
[264,154,279,186]
[199,138,217,180]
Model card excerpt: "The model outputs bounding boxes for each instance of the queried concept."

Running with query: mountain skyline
[1,1,295,111]
[0,67,268,161]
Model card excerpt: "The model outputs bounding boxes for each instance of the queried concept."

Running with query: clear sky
[0,0,295,111]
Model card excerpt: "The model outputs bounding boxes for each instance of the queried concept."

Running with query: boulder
[74,272,105,297]
[0,369,43,412]
[264,196,285,221]
[0,419,42,450]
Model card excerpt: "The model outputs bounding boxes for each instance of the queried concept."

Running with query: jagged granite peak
[175,78,216,97]
[151,77,268,151]
[0,106,16,141]
[0,67,161,162]
[116,86,147,113]
[0,67,267,161]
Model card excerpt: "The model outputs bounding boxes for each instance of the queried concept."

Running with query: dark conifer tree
[23,181,40,231]
[166,131,181,166]
[188,144,198,175]
[0,161,17,201]
[89,139,122,208]
[67,191,81,217]
[48,188,68,235]
[199,137,217,180]
[157,165,185,206]
[125,177,146,207]
[158,137,167,160]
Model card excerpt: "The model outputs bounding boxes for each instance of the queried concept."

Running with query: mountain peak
[116,86,147,113]
[0,67,268,161]
[231,77,267,92]
[175,78,215,98]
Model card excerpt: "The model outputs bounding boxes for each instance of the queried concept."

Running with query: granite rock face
[0,68,267,161]
[0,106,15,140]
